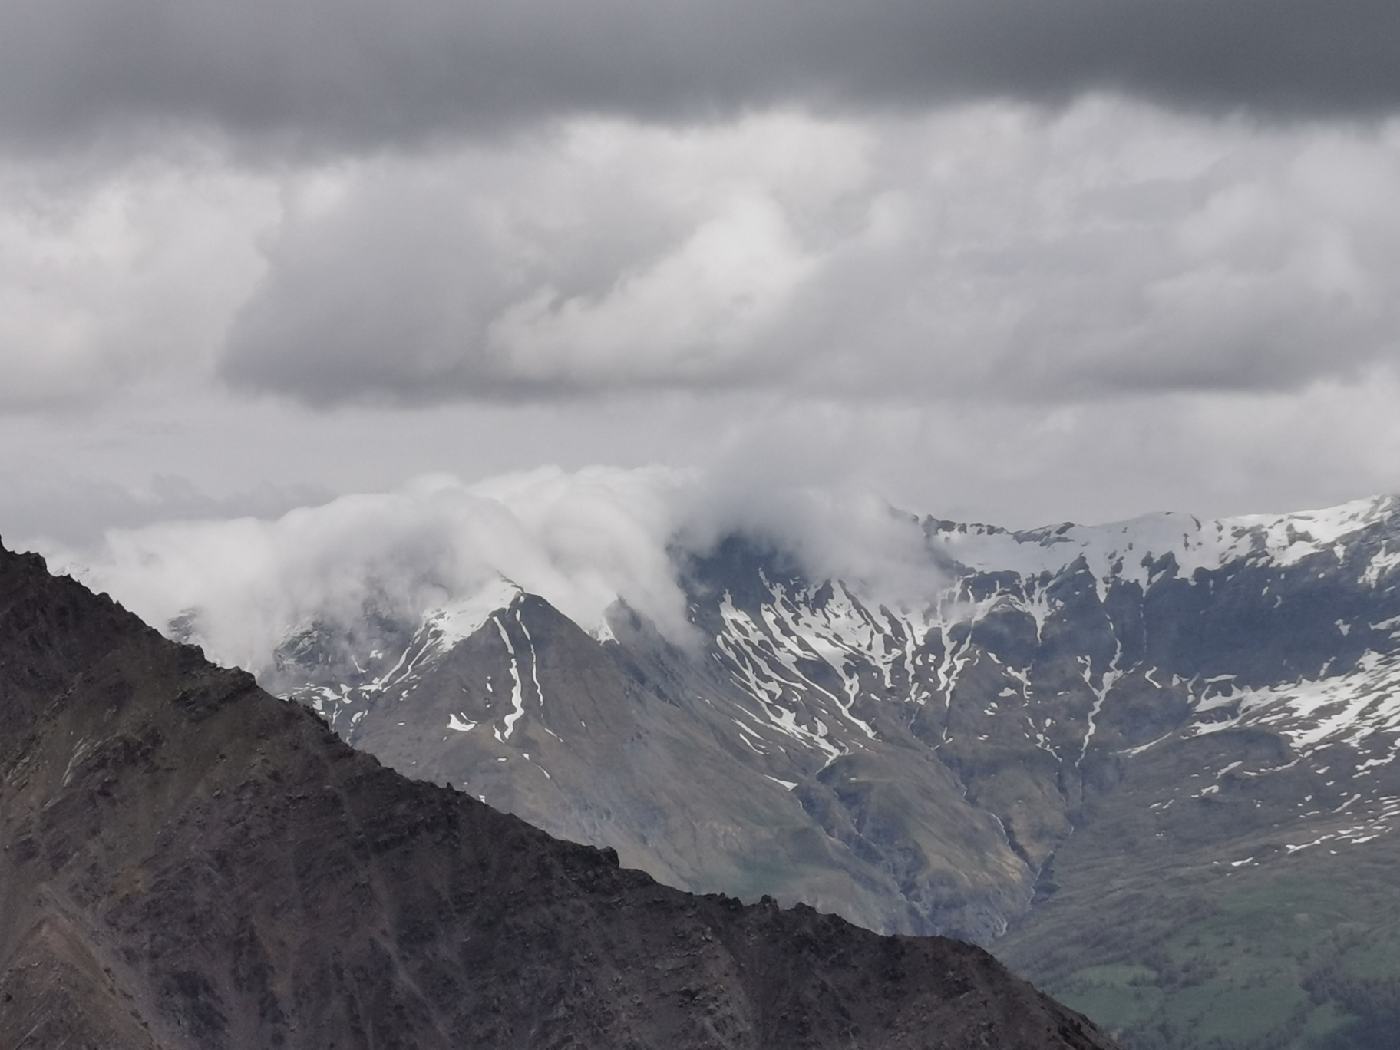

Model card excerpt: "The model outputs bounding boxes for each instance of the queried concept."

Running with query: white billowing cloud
[5,100,1399,413]
[56,466,944,674]
[219,114,872,400]
[60,468,686,671]
[675,419,947,606]
[218,100,1400,405]
[486,193,818,386]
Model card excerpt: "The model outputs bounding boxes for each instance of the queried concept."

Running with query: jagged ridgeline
[0,540,1115,1050]
[259,496,1400,1050]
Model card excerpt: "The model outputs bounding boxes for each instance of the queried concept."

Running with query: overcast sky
[3,0,1400,560]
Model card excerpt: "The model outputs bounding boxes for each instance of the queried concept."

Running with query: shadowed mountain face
[0,541,1117,1050]
[261,495,1400,1049]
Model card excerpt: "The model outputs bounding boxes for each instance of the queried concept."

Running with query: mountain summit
[0,539,1115,1050]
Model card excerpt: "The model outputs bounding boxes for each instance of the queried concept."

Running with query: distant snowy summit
[927,493,1399,582]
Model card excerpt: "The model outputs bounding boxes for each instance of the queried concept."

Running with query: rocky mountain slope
[260,495,1400,1049]
[0,538,1118,1050]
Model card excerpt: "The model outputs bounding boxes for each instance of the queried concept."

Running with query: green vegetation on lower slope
[999,850,1400,1050]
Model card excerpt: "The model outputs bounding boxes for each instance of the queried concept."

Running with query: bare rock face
[0,541,1116,1050]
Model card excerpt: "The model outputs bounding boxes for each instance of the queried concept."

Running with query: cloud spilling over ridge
[3,0,1400,158]
[53,467,945,674]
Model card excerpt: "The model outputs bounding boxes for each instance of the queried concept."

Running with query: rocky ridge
[0,539,1116,1050]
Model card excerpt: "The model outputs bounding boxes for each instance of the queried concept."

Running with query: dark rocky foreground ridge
[0,541,1116,1050]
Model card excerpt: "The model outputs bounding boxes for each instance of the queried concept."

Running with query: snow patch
[425,578,523,650]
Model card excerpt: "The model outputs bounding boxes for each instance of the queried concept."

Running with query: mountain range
[0,537,1117,1049]
[249,495,1400,1050]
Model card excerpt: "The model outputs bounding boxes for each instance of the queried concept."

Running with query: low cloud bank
[52,466,944,674]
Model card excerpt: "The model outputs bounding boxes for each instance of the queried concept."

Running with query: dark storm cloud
[3,0,1400,156]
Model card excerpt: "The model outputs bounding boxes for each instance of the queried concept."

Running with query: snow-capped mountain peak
[422,577,524,650]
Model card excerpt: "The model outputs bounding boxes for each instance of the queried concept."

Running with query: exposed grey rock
[0,540,1117,1050]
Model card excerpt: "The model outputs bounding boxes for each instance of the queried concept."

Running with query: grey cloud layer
[13,371,1400,562]
[218,105,1400,406]
[8,0,1400,594]
[4,0,1400,155]
[0,470,331,547]
[0,155,273,409]
[4,102,1396,413]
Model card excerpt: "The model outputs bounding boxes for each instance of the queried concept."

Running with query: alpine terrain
[0,538,1118,1050]
[247,494,1400,1050]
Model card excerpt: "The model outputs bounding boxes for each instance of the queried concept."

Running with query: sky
[3,0,1400,578]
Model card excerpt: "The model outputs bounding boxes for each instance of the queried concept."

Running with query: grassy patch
[1057,966,1165,1034]
[1003,851,1400,1050]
